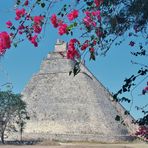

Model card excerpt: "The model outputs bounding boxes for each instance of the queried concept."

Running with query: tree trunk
[20,129,23,143]
[1,132,5,144]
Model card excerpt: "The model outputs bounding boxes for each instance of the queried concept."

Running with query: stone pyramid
[22,40,136,142]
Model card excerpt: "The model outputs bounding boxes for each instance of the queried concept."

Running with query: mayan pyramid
[22,40,137,142]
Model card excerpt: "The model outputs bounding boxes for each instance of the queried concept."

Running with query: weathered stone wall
[21,43,136,142]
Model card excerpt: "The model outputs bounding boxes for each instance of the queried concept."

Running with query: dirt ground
[0,143,147,148]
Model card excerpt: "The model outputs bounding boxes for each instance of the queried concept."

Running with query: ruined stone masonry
[21,40,137,142]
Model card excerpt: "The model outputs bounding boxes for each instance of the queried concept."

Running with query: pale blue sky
[0,0,147,119]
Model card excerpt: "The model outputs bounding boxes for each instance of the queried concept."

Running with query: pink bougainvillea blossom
[92,10,101,21]
[15,8,26,20]
[58,23,68,35]
[18,25,25,30]
[94,0,104,7]
[6,21,12,28]
[135,126,148,140]
[29,35,38,47]
[33,25,42,34]
[67,10,79,21]
[81,40,89,51]
[33,16,44,25]
[67,39,80,59]
[0,32,11,55]
[83,10,101,28]
[89,47,95,52]
[83,16,92,27]
[24,0,29,6]
[33,16,44,34]
[10,33,14,37]
[85,11,91,16]
[50,14,59,28]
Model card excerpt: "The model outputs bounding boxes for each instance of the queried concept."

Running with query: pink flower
[92,21,96,27]
[50,14,59,28]
[95,28,103,37]
[67,39,80,59]
[89,47,94,52]
[18,25,25,30]
[6,20,12,28]
[93,40,97,45]
[83,16,91,27]
[33,16,44,25]
[15,8,26,20]
[29,35,38,47]
[144,86,148,91]
[10,33,14,37]
[26,14,31,20]
[19,31,23,34]
[81,40,89,51]
[33,16,43,34]
[33,25,42,34]
[67,10,79,21]
[92,10,101,21]
[85,11,91,16]
[58,23,68,35]
[0,32,11,55]
[94,0,104,7]
[24,0,29,6]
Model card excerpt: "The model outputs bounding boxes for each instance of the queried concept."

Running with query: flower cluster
[50,14,68,35]
[29,35,38,47]
[6,21,13,28]
[81,39,96,52]
[81,40,89,51]
[135,126,148,140]
[33,16,44,34]
[94,0,104,7]
[67,39,80,59]
[83,10,101,28]
[18,24,29,35]
[67,10,79,21]
[0,32,11,55]
[58,23,68,35]
[50,14,59,28]
[15,8,26,20]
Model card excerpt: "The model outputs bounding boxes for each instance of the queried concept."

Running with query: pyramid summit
[21,41,137,142]
[54,39,67,52]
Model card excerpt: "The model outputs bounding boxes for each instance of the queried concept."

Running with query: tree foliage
[0,91,29,144]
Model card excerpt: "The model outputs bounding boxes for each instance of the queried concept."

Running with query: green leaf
[115,115,121,121]
[36,0,41,4]
[73,22,77,27]
[16,0,21,5]
[69,71,72,76]
[13,43,17,48]
[86,1,93,6]
[90,52,95,61]
[41,3,45,8]
[124,111,130,115]
[70,31,73,36]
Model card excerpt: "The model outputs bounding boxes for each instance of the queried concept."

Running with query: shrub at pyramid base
[21,40,137,142]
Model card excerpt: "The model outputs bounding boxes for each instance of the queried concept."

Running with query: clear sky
[0,0,147,119]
